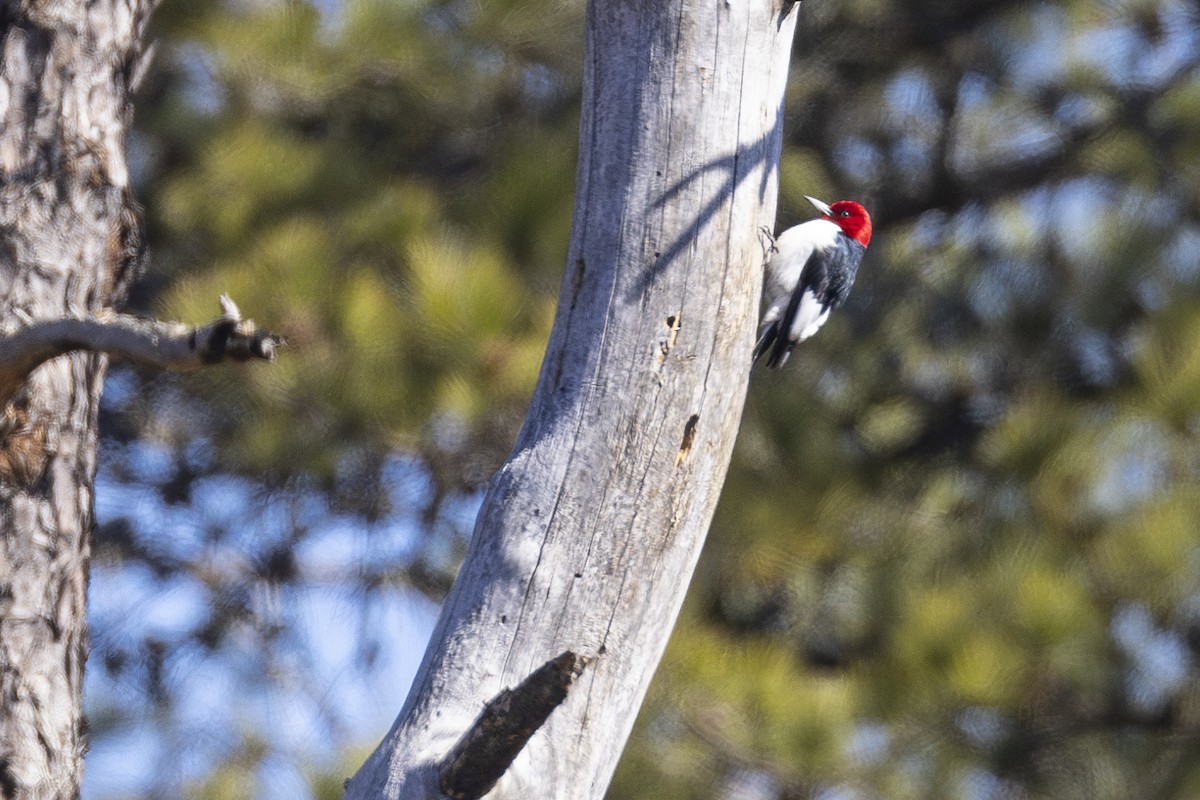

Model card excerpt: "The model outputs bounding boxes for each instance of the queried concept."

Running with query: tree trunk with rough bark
[0,4,153,797]
[0,5,277,799]
[346,1,799,798]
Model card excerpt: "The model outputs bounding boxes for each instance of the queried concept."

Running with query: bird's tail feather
[752,325,774,364]
[756,283,807,369]
[753,322,792,369]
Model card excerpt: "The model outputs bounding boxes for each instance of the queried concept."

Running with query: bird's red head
[806,195,872,247]
[825,200,872,248]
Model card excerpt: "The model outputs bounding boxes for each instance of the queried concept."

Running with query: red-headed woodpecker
[753,195,872,368]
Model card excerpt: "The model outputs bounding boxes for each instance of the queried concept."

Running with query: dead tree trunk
[346,1,799,798]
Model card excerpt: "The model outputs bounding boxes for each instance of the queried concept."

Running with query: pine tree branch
[0,294,282,407]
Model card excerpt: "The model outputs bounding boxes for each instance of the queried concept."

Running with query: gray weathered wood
[345,1,799,797]
[0,4,155,798]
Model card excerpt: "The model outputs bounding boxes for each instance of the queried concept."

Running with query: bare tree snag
[439,652,590,800]
[345,1,799,798]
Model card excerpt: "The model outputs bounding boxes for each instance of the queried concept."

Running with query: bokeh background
[86,0,1200,798]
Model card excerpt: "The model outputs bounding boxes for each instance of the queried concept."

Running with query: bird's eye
[838,210,850,218]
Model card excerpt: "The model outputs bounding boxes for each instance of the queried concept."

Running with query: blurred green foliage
[94,0,1200,798]
[614,2,1200,798]
[132,0,576,495]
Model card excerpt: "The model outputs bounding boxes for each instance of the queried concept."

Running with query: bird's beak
[804,195,834,217]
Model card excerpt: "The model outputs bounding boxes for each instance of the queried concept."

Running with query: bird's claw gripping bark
[759,225,778,259]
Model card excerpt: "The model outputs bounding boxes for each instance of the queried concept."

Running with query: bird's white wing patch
[789,289,831,342]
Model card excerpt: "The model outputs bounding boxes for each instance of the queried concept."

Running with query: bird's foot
[758,225,778,259]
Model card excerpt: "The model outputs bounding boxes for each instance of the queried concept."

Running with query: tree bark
[0,4,154,798]
[346,1,798,797]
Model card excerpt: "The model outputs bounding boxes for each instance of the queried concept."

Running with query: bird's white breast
[766,218,840,293]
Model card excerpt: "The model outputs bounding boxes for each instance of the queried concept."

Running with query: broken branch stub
[0,295,283,409]
[439,651,592,800]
